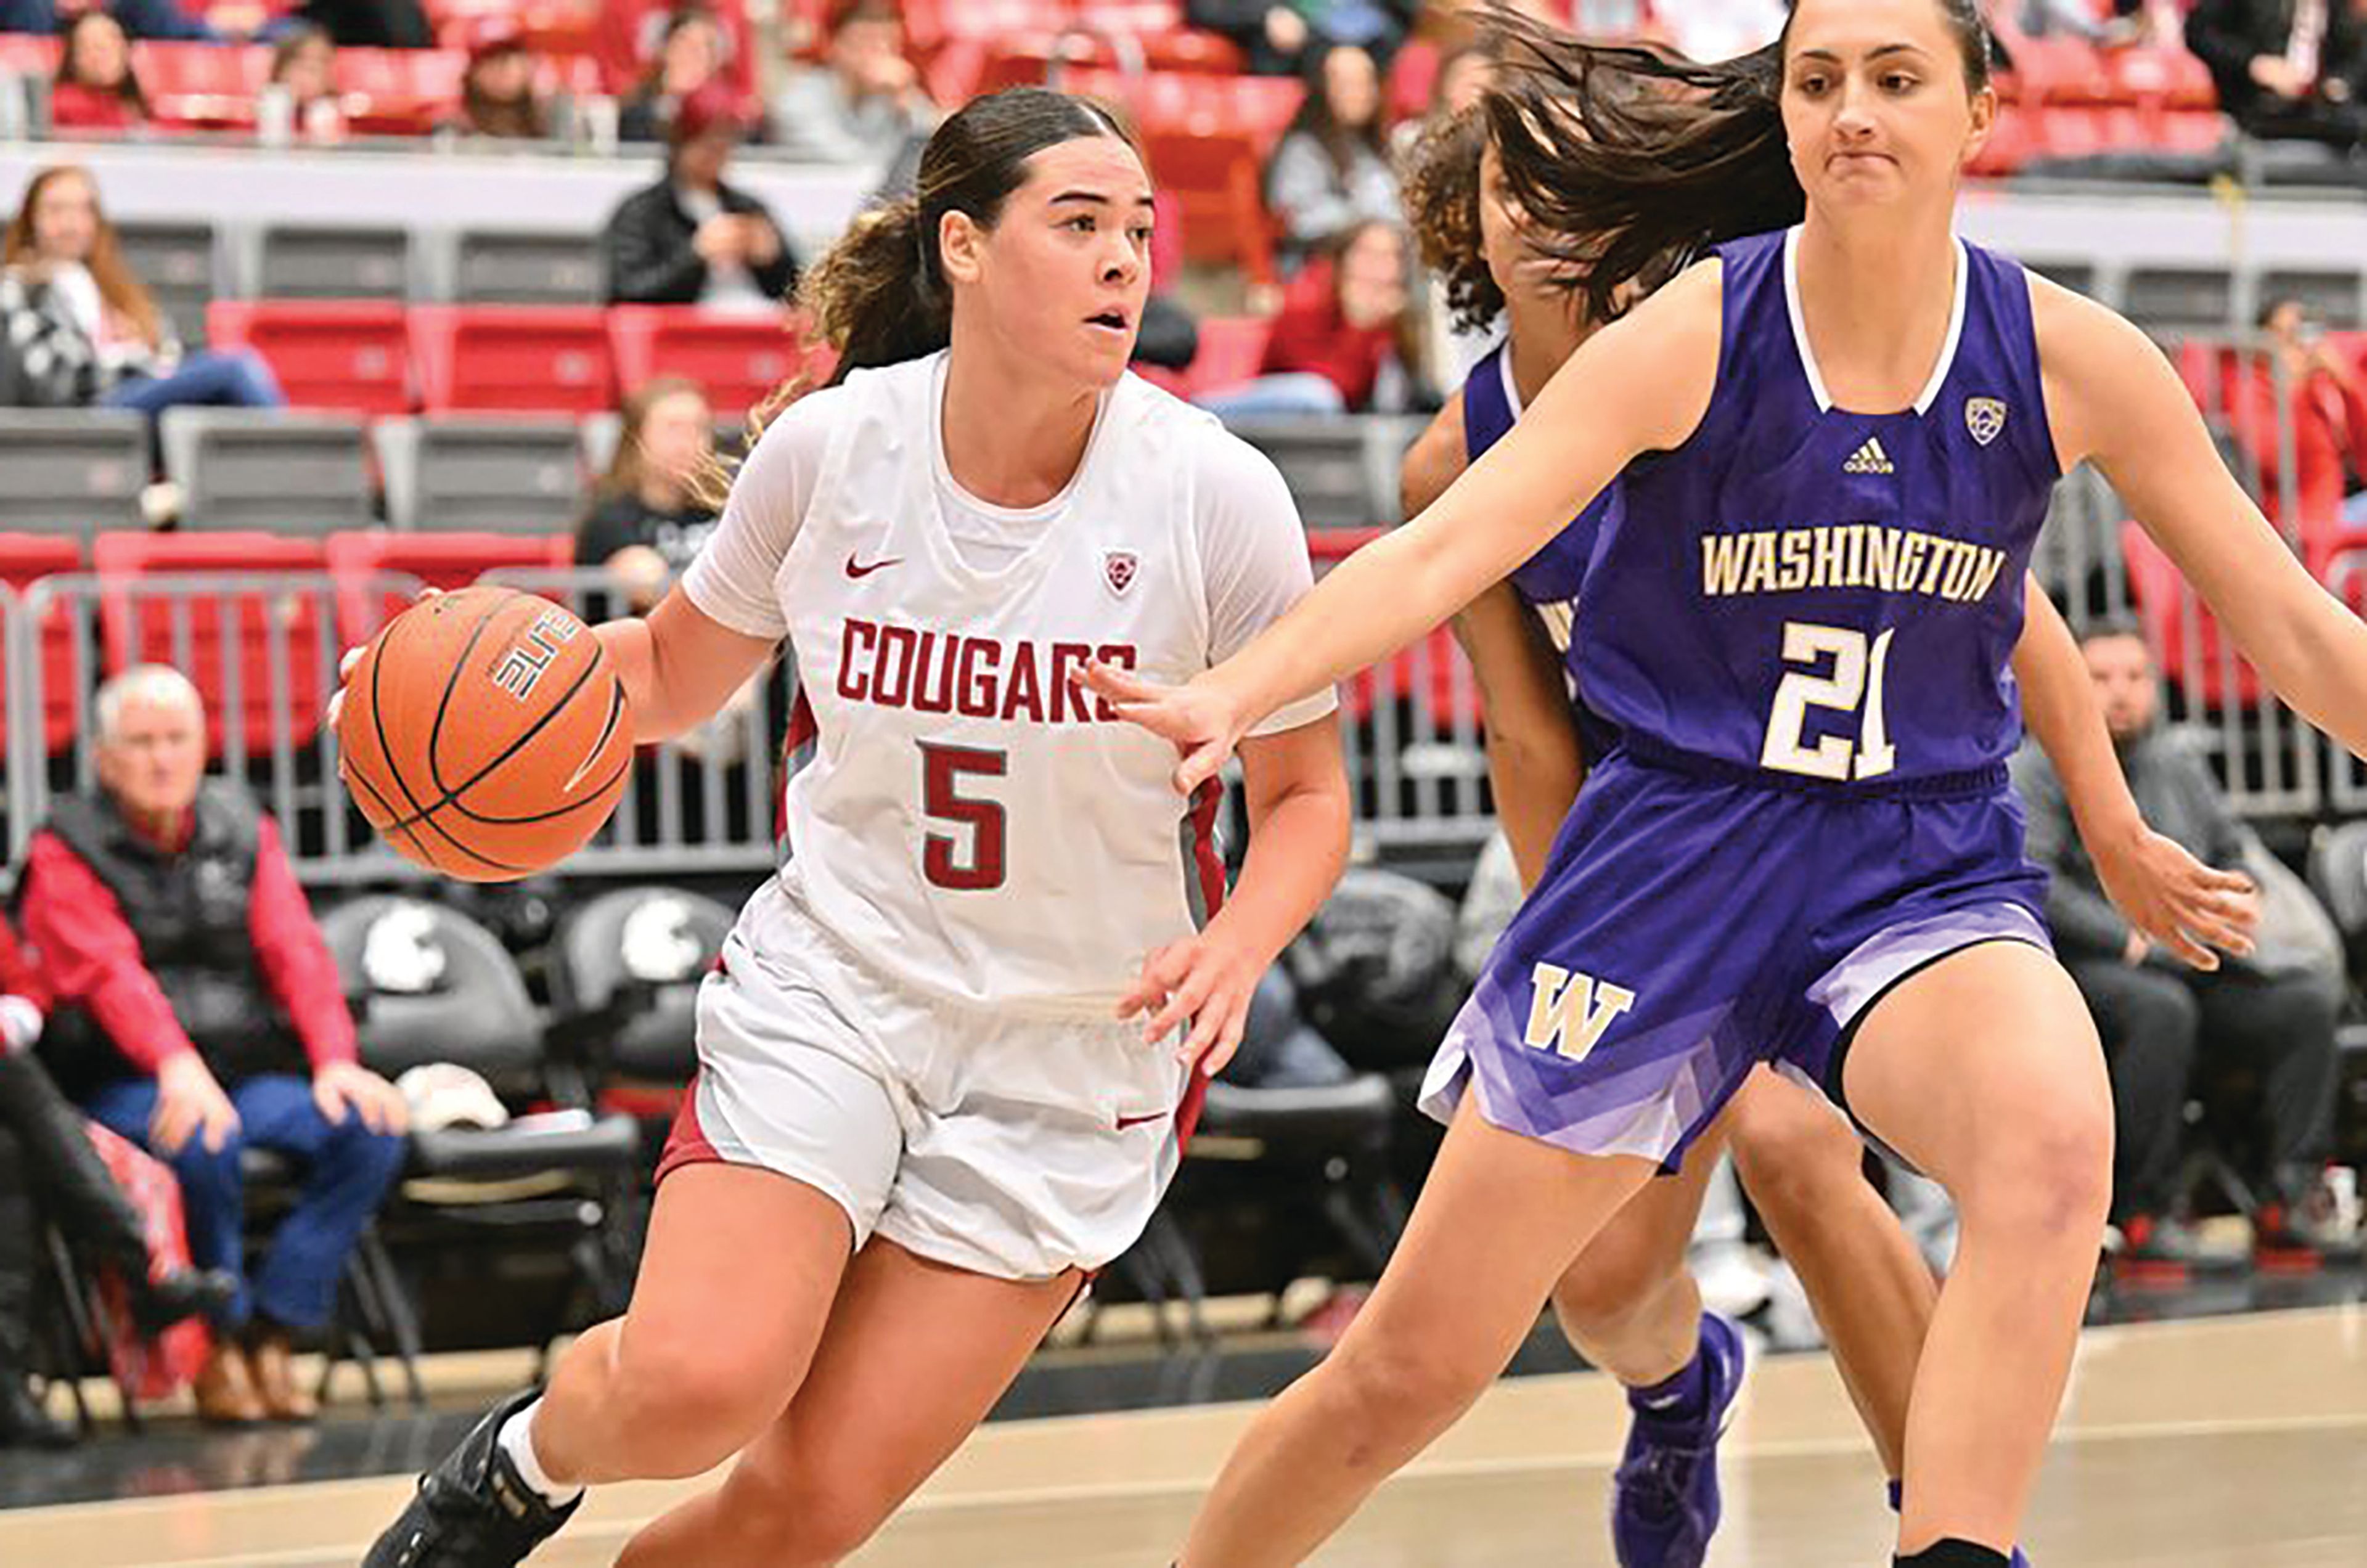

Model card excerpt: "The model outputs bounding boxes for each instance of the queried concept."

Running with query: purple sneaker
[1609,1312,1744,1568]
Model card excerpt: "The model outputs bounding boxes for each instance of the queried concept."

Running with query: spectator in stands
[49,10,149,135]
[768,0,938,166]
[2233,294,2367,531]
[2011,624,2347,1272]
[446,18,550,141]
[2187,0,2367,148]
[0,164,285,428]
[619,5,729,144]
[1203,218,1431,416]
[0,0,215,41]
[1187,0,1417,75]
[0,913,236,1448]
[265,23,347,144]
[578,375,720,608]
[602,85,797,311]
[292,0,430,49]
[1266,41,1402,269]
[15,666,409,1427]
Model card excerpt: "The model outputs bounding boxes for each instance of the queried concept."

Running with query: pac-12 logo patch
[1964,396,2007,447]
[1103,550,1139,596]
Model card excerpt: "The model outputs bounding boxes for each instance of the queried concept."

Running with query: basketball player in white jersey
[363,87,1350,1568]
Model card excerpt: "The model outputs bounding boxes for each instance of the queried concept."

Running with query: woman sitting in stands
[577,375,722,610]
[49,12,151,136]
[0,164,284,427]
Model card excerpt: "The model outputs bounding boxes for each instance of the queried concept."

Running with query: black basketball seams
[435,680,632,827]
[343,730,528,875]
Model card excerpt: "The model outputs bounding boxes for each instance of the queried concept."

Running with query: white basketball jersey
[764,354,1246,1016]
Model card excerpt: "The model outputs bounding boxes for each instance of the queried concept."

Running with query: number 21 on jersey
[1759,621,1897,782]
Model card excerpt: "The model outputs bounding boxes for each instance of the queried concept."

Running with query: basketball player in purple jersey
[1396,93,2245,1568]
[1086,1,2359,1561]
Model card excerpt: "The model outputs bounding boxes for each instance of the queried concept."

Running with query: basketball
[337,586,634,881]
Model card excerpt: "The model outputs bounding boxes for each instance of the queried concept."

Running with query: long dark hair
[56,12,149,115]
[1277,43,1389,183]
[1402,107,1498,334]
[3,164,163,348]
[1481,1,1993,324]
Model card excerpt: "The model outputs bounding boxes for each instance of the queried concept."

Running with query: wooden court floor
[3,1306,2361,1567]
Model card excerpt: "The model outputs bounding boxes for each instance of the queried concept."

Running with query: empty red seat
[134,40,270,129]
[0,34,61,77]
[91,531,330,756]
[411,306,616,416]
[1143,128,1277,284]
[0,534,86,756]
[207,301,414,418]
[607,306,833,419]
[325,529,575,645]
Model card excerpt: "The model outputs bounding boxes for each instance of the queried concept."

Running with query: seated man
[17,666,408,1425]
[0,912,235,1448]
[767,0,939,168]
[2012,625,2346,1272]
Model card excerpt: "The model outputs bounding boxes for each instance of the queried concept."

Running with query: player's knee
[1548,1226,1680,1341]
[1328,1327,1495,1446]
[1962,1100,2112,1240]
[719,1460,888,1567]
[1729,1099,1862,1229]
[608,1336,782,1476]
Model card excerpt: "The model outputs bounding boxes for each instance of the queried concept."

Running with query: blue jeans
[100,349,286,417]
[82,1072,406,1334]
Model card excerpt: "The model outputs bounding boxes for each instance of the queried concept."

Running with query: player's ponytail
[799,194,946,383]
[1480,0,1993,327]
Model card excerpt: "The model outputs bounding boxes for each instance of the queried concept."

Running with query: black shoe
[365,1390,579,1567]
[0,1376,77,1451]
[128,1267,239,1336]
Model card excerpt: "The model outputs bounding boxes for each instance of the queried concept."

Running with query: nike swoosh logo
[844,555,902,579]
[1116,1111,1169,1131]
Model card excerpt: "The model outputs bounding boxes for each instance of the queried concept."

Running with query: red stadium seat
[325,529,575,644]
[334,46,467,136]
[606,306,832,419]
[206,301,414,418]
[134,40,271,129]
[0,534,86,757]
[2107,46,2217,112]
[1307,527,1471,727]
[1169,314,1272,401]
[0,34,61,78]
[91,531,331,756]
[410,305,616,416]
[1143,128,1277,285]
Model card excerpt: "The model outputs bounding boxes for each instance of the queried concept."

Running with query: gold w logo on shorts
[1523,963,1637,1063]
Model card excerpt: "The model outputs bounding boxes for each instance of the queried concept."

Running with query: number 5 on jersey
[920,743,1007,891]
[1760,621,1897,782]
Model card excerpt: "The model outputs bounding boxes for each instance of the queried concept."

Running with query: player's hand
[153,1053,240,1156]
[2091,825,2258,971]
[1075,664,1247,795]
[1120,930,1262,1076]
[313,1060,409,1136]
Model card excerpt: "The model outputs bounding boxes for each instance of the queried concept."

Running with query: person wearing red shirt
[16,666,408,1426]
[2228,296,2367,570]
[1203,219,1432,419]
[47,12,150,136]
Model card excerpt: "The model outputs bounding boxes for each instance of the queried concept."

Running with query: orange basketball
[338,587,634,881]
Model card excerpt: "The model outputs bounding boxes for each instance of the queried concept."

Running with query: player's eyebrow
[1047,190,1156,209]
[1791,43,1930,65]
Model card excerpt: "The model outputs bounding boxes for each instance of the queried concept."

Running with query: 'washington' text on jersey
[835,616,1138,725]
[1699,523,2010,606]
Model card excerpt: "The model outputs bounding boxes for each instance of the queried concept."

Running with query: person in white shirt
[364,85,1352,1568]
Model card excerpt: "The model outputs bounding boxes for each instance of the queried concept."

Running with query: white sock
[496,1399,583,1507]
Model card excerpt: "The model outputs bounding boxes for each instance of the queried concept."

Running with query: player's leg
[1839,941,2112,1561]
[1725,1066,1932,1482]
[1177,1096,1658,1567]
[615,1239,1079,1567]
[1544,1116,1743,1568]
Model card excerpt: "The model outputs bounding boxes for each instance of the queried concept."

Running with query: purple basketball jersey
[1578,227,2058,790]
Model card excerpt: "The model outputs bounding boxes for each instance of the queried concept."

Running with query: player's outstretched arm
[1087,263,1723,793]
[2040,282,2367,759]
[1402,399,1585,891]
[2009,579,2256,969]
[593,592,778,745]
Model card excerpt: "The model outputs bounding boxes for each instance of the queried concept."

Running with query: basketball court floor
[2,1304,2360,1566]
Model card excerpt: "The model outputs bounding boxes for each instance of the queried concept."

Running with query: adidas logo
[1844,436,1894,476]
